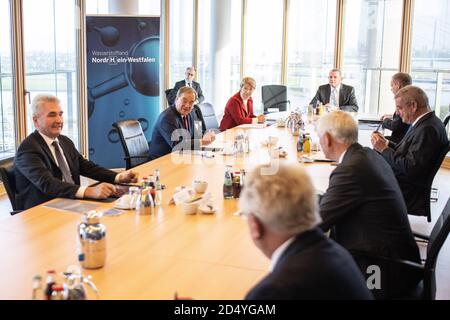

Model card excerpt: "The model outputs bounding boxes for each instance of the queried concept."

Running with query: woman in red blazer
[219,77,265,131]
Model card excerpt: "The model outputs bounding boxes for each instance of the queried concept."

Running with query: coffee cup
[192,180,208,193]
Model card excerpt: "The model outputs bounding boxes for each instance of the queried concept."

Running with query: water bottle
[78,210,107,269]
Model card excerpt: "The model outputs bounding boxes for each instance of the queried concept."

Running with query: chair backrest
[112,119,150,169]
[423,141,450,222]
[198,102,219,131]
[0,162,18,210]
[165,88,175,107]
[423,197,450,299]
[443,113,450,128]
[261,85,290,114]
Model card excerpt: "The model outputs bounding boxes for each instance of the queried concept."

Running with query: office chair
[428,114,450,204]
[420,141,450,222]
[165,88,175,107]
[198,102,219,132]
[112,119,150,170]
[261,85,291,114]
[443,113,450,127]
[352,197,450,300]
[0,162,22,215]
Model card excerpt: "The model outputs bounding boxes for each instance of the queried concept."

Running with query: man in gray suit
[168,66,204,107]
[310,69,358,112]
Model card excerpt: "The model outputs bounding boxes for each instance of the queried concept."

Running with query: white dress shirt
[38,131,121,198]
[330,84,340,108]
[269,237,295,272]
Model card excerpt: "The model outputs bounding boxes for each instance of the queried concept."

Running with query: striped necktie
[183,116,190,132]
[52,141,74,184]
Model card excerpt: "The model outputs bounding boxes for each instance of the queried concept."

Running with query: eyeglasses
[186,73,194,76]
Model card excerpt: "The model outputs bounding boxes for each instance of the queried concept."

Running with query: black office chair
[165,88,175,107]
[428,114,450,206]
[0,162,21,215]
[420,142,450,222]
[443,113,450,127]
[198,102,219,132]
[351,196,450,300]
[261,85,291,114]
[112,119,150,170]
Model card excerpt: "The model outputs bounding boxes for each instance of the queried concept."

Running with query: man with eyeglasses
[149,86,215,160]
[168,66,205,107]
[310,69,358,112]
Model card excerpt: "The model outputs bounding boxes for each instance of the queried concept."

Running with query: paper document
[44,199,100,213]
[237,123,266,129]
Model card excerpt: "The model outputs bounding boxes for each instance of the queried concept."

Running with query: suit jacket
[383,112,410,145]
[14,131,117,210]
[246,228,373,300]
[319,143,421,299]
[219,92,255,131]
[310,84,358,112]
[380,111,449,216]
[168,80,205,107]
[148,106,203,160]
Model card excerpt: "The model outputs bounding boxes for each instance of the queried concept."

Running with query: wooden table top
[0,124,370,300]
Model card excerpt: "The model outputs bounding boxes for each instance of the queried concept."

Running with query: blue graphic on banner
[86,16,160,168]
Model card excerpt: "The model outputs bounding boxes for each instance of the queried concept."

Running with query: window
[287,0,336,109]
[23,0,80,146]
[169,0,194,86]
[244,0,283,113]
[86,0,108,14]
[198,0,241,112]
[411,0,450,121]
[0,0,16,160]
[342,0,403,115]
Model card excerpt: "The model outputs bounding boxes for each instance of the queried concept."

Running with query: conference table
[0,120,372,300]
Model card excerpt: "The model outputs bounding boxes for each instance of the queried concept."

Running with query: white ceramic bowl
[192,180,208,193]
[181,200,201,215]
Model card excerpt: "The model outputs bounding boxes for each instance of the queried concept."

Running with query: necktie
[331,88,338,107]
[187,82,191,88]
[183,116,190,132]
[52,141,74,184]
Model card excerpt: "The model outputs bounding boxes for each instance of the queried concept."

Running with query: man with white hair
[15,94,138,210]
[371,85,449,218]
[240,163,372,300]
[317,111,421,299]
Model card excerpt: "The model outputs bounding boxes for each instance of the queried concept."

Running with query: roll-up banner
[86,15,160,168]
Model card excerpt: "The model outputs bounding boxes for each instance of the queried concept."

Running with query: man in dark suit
[310,69,358,112]
[372,85,449,217]
[380,72,411,144]
[317,111,421,299]
[167,66,204,107]
[14,94,138,210]
[149,86,215,160]
[240,163,373,300]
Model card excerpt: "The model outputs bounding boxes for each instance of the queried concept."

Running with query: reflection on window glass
[198,0,212,101]
[287,0,336,109]
[139,0,160,15]
[244,0,283,113]
[198,0,241,111]
[23,0,79,146]
[411,0,450,121]
[342,0,402,115]
[86,0,108,14]
[169,0,194,87]
[0,0,16,160]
